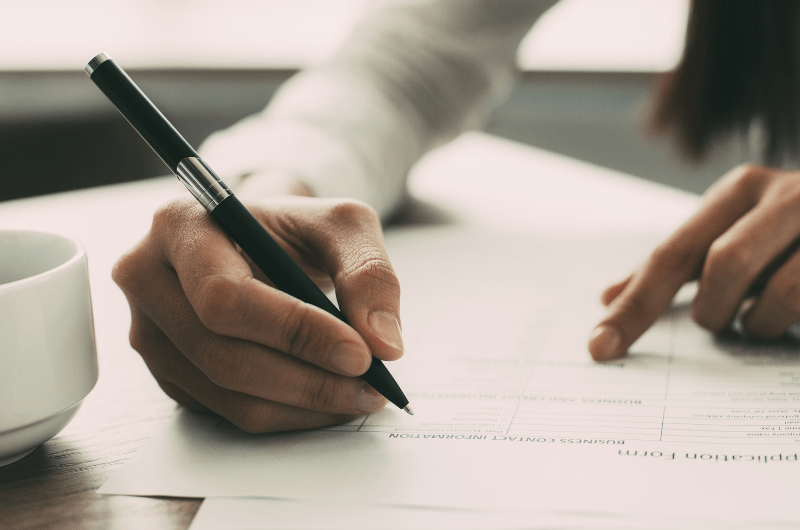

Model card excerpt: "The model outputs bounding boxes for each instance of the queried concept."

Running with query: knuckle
[151,201,180,236]
[127,322,149,357]
[196,334,246,389]
[342,252,400,295]
[300,370,342,412]
[127,312,159,357]
[151,198,194,231]
[151,199,207,258]
[327,199,379,226]
[112,241,155,295]
[727,164,769,193]
[193,274,246,334]
[127,317,173,377]
[356,253,397,283]
[111,253,133,291]
[277,303,318,359]
[704,238,753,281]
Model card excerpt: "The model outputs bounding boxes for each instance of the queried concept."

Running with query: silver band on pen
[85,53,110,76]
[176,157,233,212]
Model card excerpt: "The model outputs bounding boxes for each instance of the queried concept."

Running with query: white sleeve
[199,0,558,218]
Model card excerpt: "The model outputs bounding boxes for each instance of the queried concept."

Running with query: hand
[112,194,404,432]
[589,164,800,360]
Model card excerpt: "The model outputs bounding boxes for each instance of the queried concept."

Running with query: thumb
[337,262,404,363]
[290,199,404,363]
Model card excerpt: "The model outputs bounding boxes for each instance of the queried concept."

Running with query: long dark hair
[653,0,800,164]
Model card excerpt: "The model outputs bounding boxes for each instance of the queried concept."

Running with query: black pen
[85,53,412,415]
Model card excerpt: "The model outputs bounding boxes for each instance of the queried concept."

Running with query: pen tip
[403,405,414,415]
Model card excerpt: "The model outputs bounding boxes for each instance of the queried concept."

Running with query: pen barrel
[211,195,342,317]
[210,195,409,409]
[88,57,197,172]
[361,357,408,409]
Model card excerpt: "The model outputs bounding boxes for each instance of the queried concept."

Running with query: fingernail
[355,385,387,413]
[736,298,756,333]
[739,297,756,318]
[368,310,404,352]
[588,325,621,360]
[327,341,370,375]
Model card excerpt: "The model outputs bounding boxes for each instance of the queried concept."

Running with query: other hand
[589,164,800,360]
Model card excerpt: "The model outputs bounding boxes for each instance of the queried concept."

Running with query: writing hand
[589,164,800,360]
[113,195,403,432]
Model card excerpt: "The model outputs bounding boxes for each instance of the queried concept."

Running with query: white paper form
[188,498,631,530]
[101,228,800,523]
[190,497,800,530]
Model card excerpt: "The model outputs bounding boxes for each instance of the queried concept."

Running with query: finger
[741,249,800,338]
[692,197,800,332]
[588,165,769,360]
[150,198,374,377]
[601,275,632,306]
[692,173,800,332]
[282,199,404,362]
[589,249,693,361]
[128,307,212,413]
[131,307,363,432]
[117,236,386,415]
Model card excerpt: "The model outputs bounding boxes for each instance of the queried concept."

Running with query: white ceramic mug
[0,230,98,467]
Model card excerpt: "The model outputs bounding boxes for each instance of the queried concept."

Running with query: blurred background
[1,0,749,202]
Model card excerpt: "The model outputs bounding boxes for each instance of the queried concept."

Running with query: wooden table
[0,133,699,529]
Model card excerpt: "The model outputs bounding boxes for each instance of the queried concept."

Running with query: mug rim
[0,229,87,292]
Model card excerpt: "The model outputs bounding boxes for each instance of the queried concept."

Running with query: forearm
[200,0,557,218]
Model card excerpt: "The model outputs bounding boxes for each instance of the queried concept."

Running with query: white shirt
[199,0,558,218]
